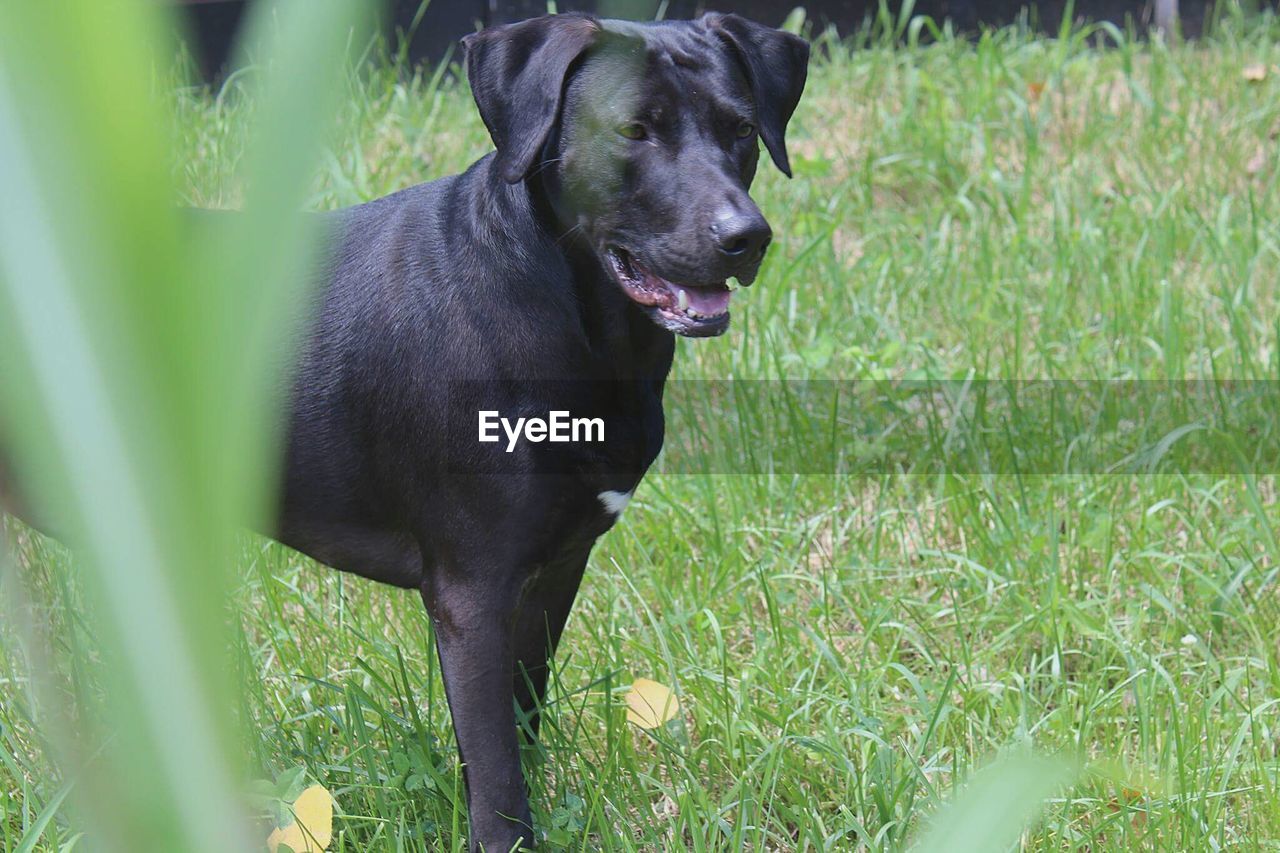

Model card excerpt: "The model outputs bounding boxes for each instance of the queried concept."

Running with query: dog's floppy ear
[706,14,809,178]
[463,14,600,184]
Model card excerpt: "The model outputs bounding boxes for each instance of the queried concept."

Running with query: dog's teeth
[676,289,689,311]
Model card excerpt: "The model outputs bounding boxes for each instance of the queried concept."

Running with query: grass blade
[911,752,1076,853]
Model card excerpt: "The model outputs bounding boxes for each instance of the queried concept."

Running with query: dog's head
[464,13,808,337]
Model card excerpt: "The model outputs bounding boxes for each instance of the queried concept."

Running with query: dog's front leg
[421,571,533,852]
[511,550,590,743]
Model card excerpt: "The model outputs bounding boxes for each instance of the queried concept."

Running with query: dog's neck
[478,155,676,383]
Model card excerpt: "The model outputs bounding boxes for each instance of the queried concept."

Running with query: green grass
[8,13,1280,850]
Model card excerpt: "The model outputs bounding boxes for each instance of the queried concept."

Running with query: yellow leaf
[1243,63,1267,82]
[267,785,334,853]
[625,678,680,729]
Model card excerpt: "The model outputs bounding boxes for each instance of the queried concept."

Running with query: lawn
[6,13,1280,851]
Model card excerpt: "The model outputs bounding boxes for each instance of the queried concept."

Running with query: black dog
[4,12,807,851]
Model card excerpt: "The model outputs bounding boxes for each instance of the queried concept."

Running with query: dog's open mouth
[605,247,732,337]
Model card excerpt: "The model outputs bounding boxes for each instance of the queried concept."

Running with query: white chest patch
[597,489,634,516]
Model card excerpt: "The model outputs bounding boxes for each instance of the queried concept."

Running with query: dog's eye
[736,122,756,139]
[618,122,647,141]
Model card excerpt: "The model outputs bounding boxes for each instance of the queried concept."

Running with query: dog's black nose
[712,208,772,262]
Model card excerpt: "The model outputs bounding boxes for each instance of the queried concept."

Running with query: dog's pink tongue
[684,285,731,315]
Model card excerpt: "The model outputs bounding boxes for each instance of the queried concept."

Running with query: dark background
[178,0,1225,80]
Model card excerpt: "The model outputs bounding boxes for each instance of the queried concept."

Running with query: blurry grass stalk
[910,751,1077,853]
[0,1,364,850]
